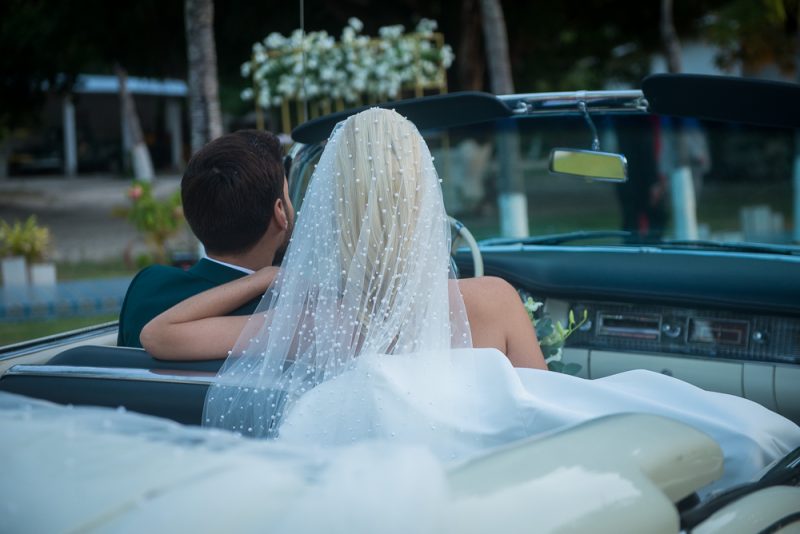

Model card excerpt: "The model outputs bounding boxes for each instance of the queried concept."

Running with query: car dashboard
[455,244,800,424]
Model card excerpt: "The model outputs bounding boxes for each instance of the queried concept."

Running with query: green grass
[0,260,135,347]
[56,259,138,281]
[452,181,794,243]
[0,313,118,347]
[695,182,793,234]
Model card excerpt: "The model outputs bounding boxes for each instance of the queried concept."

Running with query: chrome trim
[5,364,217,386]
[498,90,647,114]
[498,90,644,102]
[0,322,119,362]
[474,243,800,260]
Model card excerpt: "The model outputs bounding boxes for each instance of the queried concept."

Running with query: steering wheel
[448,216,484,277]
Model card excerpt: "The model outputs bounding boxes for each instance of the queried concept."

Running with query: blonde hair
[331,108,432,337]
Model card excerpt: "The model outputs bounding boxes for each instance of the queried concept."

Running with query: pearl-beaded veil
[203,108,472,438]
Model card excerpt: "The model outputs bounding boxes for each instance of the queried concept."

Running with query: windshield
[426,113,797,247]
[289,111,799,250]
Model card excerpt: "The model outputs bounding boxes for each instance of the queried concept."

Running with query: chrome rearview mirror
[549,148,628,182]
[548,100,628,182]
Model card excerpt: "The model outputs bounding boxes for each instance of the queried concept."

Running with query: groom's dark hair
[182,130,286,255]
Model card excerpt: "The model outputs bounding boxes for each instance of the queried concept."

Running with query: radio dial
[751,330,768,345]
[661,322,682,339]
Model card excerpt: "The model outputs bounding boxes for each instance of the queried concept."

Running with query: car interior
[1,74,799,529]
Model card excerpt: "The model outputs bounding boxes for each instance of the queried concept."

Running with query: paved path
[0,174,184,262]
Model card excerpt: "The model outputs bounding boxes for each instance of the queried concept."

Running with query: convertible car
[1,74,799,533]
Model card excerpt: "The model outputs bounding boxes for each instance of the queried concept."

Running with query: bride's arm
[140,266,279,361]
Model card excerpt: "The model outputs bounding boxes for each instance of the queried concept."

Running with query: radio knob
[661,322,682,338]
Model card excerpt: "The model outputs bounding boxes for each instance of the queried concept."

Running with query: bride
[141,108,800,494]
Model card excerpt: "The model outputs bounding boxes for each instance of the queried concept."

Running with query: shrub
[124,181,184,265]
[0,215,51,263]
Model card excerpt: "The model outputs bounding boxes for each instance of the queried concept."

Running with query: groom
[117,130,294,349]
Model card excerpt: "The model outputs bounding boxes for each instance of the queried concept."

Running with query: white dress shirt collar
[203,256,255,275]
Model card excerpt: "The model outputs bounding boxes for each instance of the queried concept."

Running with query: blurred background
[1,0,798,344]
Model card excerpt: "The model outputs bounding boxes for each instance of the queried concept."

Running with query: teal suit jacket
[117,258,261,348]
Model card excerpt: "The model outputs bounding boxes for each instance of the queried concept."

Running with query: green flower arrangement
[0,215,52,263]
[523,297,588,374]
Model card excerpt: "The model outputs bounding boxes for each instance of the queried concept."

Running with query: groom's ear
[272,198,289,231]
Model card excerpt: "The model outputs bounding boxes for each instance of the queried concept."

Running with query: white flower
[348,17,364,32]
[544,348,563,365]
[415,18,437,36]
[305,82,320,97]
[257,88,270,107]
[523,297,544,314]
[320,67,335,81]
[265,32,286,49]
[379,24,405,40]
[241,17,453,108]
[441,45,455,68]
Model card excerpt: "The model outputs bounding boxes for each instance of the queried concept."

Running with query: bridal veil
[203,108,473,439]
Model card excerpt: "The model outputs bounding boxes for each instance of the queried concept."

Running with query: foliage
[0,0,759,132]
[242,17,454,108]
[704,0,799,76]
[124,181,184,265]
[501,0,730,92]
[0,216,52,263]
[523,297,587,374]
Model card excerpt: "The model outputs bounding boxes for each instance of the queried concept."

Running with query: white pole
[62,95,78,177]
[499,193,529,238]
[670,166,698,240]
[496,127,529,238]
[131,143,155,183]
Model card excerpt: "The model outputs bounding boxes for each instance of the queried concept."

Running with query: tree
[116,66,155,182]
[661,0,683,73]
[706,0,800,79]
[456,0,486,91]
[478,0,526,237]
[184,0,223,154]
[479,0,514,94]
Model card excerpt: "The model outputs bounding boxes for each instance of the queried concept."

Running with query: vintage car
[1,74,799,532]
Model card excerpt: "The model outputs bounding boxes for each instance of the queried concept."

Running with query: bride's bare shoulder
[458,276,519,312]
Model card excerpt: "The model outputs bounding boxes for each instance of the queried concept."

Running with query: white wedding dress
[278,347,800,496]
